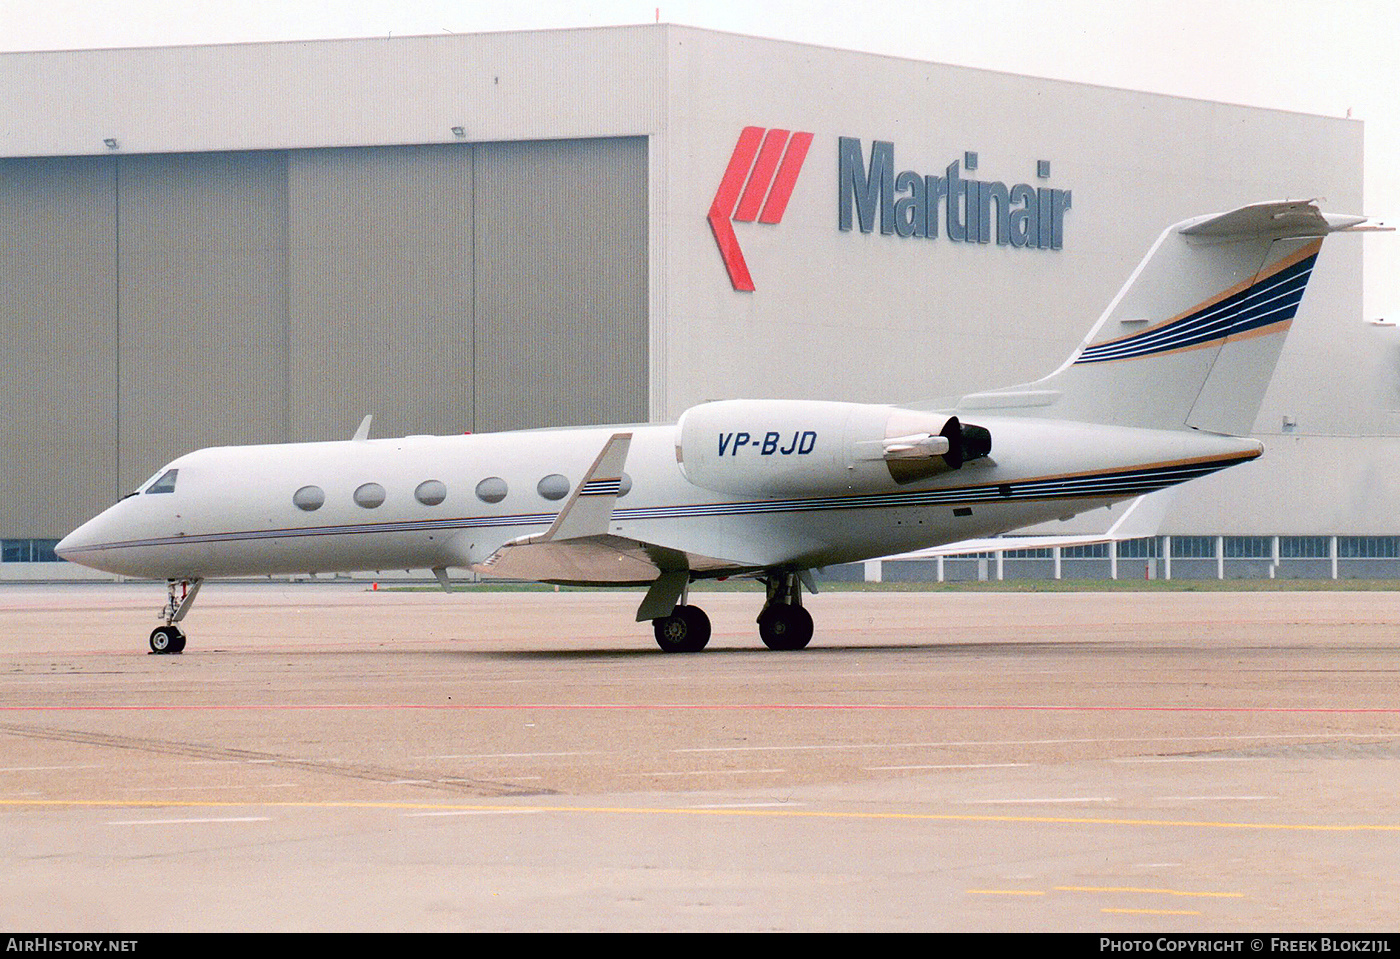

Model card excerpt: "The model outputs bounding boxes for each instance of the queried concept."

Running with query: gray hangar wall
[653,27,1378,538]
[0,137,648,540]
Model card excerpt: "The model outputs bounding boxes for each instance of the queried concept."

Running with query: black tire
[652,604,711,653]
[757,604,813,650]
[149,625,185,655]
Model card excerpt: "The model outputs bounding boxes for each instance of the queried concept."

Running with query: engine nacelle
[675,399,990,496]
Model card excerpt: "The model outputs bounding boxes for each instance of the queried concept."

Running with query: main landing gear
[756,570,814,651]
[652,604,711,653]
[150,578,202,654]
[648,569,814,653]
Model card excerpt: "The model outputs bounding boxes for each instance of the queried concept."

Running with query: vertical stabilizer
[959,200,1380,435]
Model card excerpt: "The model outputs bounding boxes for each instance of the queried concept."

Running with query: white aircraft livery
[56,200,1381,654]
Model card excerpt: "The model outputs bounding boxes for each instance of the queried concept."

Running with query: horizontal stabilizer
[1179,200,1385,240]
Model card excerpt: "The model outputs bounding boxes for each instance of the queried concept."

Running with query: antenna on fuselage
[352,414,373,442]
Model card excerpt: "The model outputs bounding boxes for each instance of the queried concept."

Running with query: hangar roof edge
[0,23,1357,160]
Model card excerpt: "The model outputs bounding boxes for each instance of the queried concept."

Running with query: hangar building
[1,25,1392,578]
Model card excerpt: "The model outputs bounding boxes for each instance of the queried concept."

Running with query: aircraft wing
[884,489,1175,559]
[470,432,746,587]
[474,532,742,584]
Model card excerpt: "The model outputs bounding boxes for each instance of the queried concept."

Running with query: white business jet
[57,200,1381,653]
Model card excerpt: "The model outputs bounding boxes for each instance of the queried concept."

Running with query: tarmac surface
[2,582,1398,932]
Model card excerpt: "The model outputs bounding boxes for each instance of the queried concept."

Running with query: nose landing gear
[150,578,202,654]
[149,624,186,654]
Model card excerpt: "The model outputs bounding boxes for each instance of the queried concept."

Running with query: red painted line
[3,704,1398,714]
[733,128,789,223]
[707,125,764,291]
[759,131,813,224]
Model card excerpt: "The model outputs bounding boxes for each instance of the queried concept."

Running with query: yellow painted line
[1056,885,1244,899]
[1102,908,1202,916]
[967,889,1046,896]
[2,798,1398,833]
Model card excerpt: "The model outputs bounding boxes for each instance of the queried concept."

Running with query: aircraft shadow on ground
[444,639,1119,661]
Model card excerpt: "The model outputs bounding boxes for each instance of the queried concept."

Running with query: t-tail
[959,200,1383,435]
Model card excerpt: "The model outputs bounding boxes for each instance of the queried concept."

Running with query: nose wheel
[149,624,187,654]
[149,578,202,654]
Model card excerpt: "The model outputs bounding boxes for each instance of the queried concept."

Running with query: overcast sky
[4,0,1396,312]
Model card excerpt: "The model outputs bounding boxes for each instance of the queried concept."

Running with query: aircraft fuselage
[57,415,1260,583]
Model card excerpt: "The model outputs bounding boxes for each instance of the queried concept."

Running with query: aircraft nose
[54,512,112,567]
[55,524,91,562]
[54,531,75,560]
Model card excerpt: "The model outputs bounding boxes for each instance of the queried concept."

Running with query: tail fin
[959,200,1381,434]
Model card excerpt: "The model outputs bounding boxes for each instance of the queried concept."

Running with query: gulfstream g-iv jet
[57,200,1383,653]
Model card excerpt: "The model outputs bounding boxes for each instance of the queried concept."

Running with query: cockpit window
[146,469,179,494]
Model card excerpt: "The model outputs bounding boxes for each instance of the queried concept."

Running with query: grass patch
[375,578,1400,594]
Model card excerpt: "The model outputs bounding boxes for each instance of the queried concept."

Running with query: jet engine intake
[675,399,990,496]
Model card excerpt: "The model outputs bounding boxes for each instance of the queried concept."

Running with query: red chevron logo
[708,126,814,291]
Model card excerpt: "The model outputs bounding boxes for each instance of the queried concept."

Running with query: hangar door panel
[473,137,648,432]
[287,145,474,442]
[116,151,289,492]
[0,157,117,537]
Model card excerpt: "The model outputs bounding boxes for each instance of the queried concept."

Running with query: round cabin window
[414,480,447,506]
[475,477,508,504]
[353,483,386,509]
[537,474,570,501]
[293,485,325,511]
